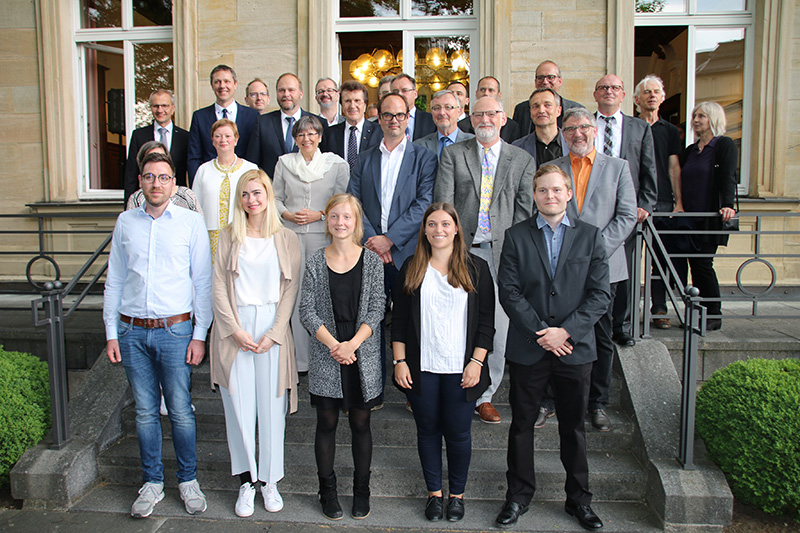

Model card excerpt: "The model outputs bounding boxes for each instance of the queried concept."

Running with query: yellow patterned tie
[478,146,493,233]
[209,173,230,264]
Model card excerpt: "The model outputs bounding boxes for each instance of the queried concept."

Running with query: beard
[475,124,499,144]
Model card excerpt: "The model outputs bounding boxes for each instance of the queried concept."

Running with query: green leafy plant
[0,347,51,487]
[696,358,800,520]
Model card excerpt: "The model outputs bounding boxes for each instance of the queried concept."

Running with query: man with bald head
[458,76,521,143]
[513,61,584,134]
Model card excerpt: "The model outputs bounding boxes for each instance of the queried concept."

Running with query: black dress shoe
[446,496,465,522]
[495,500,528,527]
[424,495,443,521]
[706,318,722,331]
[565,500,603,530]
[612,332,636,346]
[589,409,611,431]
[534,406,556,429]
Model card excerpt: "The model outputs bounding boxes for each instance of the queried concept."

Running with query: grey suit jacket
[414,129,474,159]
[551,152,637,283]
[434,138,536,268]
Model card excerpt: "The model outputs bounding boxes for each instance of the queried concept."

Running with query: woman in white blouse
[210,169,301,518]
[273,115,349,372]
[391,203,495,523]
[192,119,257,260]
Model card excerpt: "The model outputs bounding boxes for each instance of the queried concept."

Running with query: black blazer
[498,217,611,366]
[457,116,522,143]
[391,254,495,402]
[413,109,437,140]
[123,123,189,203]
[246,108,321,178]
[187,103,259,184]
[321,119,383,160]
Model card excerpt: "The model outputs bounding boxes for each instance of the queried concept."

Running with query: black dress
[310,250,381,411]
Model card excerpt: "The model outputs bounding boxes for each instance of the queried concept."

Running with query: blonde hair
[229,169,283,243]
[324,193,364,246]
[692,101,727,137]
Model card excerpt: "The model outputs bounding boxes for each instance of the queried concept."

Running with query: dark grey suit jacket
[321,119,383,161]
[498,217,610,366]
[411,109,436,140]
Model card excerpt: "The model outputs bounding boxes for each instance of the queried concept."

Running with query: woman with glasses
[192,119,258,260]
[273,115,349,372]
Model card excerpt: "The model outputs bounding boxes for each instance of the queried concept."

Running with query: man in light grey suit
[434,95,536,424]
[414,89,474,159]
[548,107,637,432]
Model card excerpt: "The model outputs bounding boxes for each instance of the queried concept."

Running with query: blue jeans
[118,318,197,484]
[406,372,476,495]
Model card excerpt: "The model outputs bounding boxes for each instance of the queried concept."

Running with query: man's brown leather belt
[119,313,191,329]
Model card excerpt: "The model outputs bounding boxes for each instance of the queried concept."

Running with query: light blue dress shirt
[537,212,571,278]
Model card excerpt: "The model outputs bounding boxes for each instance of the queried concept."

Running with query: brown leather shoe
[475,402,501,424]
[652,311,671,329]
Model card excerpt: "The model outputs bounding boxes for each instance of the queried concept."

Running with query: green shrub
[0,347,51,488]
[696,358,800,520]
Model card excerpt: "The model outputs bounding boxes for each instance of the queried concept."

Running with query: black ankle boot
[318,472,343,520]
[352,471,371,519]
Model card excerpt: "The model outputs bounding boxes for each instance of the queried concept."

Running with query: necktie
[222,108,228,120]
[603,115,615,156]
[285,117,295,153]
[347,125,358,170]
[158,127,168,149]
[439,136,452,159]
[405,126,411,141]
[478,147,493,234]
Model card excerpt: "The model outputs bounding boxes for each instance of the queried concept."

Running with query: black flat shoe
[446,496,464,522]
[565,500,603,530]
[495,500,528,527]
[612,332,636,346]
[424,495,443,521]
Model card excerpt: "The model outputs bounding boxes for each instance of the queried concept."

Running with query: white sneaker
[262,482,284,512]
[235,482,256,517]
[178,479,207,514]
[131,481,164,518]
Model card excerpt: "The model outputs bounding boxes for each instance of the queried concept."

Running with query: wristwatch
[319,212,326,221]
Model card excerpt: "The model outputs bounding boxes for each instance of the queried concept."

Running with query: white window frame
[72,0,172,199]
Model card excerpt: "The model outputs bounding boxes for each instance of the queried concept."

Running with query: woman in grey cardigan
[273,115,349,372]
[299,193,385,521]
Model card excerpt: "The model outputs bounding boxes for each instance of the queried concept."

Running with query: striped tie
[347,125,358,170]
[603,115,615,156]
[478,147,493,234]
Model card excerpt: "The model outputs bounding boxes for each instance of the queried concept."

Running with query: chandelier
[349,47,470,89]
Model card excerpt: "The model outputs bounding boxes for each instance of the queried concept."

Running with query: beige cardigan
[210,226,302,413]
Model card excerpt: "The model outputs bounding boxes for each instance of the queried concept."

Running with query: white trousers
[292,231,330,372]
[470,246,509,405]
[220,303,288,484]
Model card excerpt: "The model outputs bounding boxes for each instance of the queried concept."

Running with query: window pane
[411,0,472,16]
[133,42,174,129]
[134,0,173,27]
[635,0,685,13]
[339,31,403,107]
[340,0,399,17]
[414,36,470,112]
[81,0,122,28]
[634,26,687,129]
[83,42,125,190]
[697,0,746,12]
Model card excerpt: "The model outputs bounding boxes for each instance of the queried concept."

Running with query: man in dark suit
[592,74,658,347]
[124,89,189,203]
[512,88,566,169]
[495,164,610,530]
[458,76,522,143]
[414,88,474,159]
[187,65,259,184]
[390,74,436,141]
[247,72,319,179]
[435,95,536,424]
[321,80,382,170]
[513,60,584,132]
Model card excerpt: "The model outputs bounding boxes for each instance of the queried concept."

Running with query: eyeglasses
[430,104,457,112]
[295,131,319,139]
[380,112,408,122]
[316,88,338,95]
[536,74,560,82]
[595,84,623,93]
[141,173,175,184]
[562,124,595,135]
[248,91,268,98]
[150,104,172,109]
[472,110,502,118]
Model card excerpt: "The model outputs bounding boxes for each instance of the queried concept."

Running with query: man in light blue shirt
[104,151,212,519]
[414,89,474,160]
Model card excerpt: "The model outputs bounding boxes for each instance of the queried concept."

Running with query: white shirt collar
[281,108,303,123]
[380,136,408,157]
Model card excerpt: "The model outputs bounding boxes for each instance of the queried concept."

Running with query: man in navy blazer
[495,164,610,530]
[124,89,189,203]
[187,65,258,185]
[321,80,382,170]
[390,74,436,141]
[247,73,320,178]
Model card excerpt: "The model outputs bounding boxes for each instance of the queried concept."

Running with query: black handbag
[721,187,739,232]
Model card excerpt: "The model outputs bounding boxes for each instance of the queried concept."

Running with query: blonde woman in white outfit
[210,169,301,517]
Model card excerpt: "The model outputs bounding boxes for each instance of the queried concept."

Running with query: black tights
[315,407,372,478]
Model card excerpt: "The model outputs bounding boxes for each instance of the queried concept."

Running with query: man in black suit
[390,74,436,140]
[321,80,382,170]
[124,89,189,203]
[513,60,584,132]
[495,164,610,531]
[247,72,319,178]
[457,76,522,143]
[187,65,259,184]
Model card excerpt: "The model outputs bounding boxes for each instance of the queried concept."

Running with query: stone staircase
[73,358,662,531]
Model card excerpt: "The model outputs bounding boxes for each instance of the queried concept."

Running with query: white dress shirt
[344,118,366,156]
[595,109,623,158]
[215,102,238,123]
[234,236,281,307]
[472,139,502,244]
[420,264,468,374]
[378,137,408,233]
[280,108,303,140]
[103,201,213,341]
[152,121,173,151]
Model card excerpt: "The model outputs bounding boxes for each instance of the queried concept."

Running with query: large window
[635,1,753,189]
[74,1,173,197]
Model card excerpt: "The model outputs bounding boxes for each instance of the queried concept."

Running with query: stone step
[72,484,661,532]
[98,438,646,501]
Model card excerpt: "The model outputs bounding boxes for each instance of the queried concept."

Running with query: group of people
[106,59,738,530]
